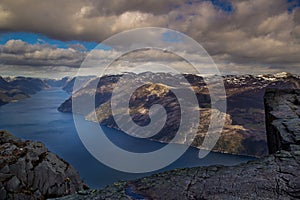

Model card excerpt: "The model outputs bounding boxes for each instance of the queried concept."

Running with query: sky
[0,0,300,78]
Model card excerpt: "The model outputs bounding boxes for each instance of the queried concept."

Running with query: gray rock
[6,176,21,192]
[0,130,86,199]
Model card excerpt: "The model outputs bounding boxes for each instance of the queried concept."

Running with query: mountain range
[58,72,300,157]
[0,76,48,107]
[1,72,299,157]
[0,76,72,107]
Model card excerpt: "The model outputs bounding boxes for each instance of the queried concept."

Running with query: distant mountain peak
[273,72,291,78]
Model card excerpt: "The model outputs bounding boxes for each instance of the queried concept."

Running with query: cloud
[0,39,85,68]
[0,0,299,75]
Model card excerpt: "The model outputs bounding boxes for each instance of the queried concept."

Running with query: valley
[58,72,300,157]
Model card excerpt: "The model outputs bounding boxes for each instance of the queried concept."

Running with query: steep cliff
[264,89,300,154]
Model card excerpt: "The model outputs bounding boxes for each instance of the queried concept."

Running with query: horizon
[0,71,298,80]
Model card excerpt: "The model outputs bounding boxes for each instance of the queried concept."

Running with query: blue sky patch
[288,0,300,12]
[210,0,233,12]
[184,0,233,12]
[162,31,184,43]
[0,32,98,51]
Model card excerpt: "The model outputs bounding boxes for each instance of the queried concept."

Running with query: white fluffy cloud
[0,40,85,67]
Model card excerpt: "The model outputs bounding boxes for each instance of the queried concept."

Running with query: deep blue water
[0,88,255,188]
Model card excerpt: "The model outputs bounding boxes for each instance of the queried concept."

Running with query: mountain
[56,89,300,200]
[4,77,48,95]
[61,76,96,94]
[0,76,49,107]
[43,77,70,88]
[0,76,74,107]
[58,72,300,156]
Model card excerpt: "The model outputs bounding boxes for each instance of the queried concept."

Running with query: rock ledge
[0,131,86,200]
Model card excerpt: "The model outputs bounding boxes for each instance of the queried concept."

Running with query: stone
[6,176,21,192]
[0,130,85,199]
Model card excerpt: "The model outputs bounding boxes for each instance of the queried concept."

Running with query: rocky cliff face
[0,131,86,200]
[264,89,300,154]
[58,72,300,156]
[56,89,300,200]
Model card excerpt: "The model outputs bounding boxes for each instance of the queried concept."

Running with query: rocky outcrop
[264,89,300,154]
[0,131,86,200]
[57,89,300,200]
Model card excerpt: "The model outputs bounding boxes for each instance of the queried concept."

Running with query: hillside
[0,76,71,107]
[58,72,300,156]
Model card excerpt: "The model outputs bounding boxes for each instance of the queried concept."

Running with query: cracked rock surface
[0,130,85,200]
[265,89,300,154]
[57,89,300,200]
